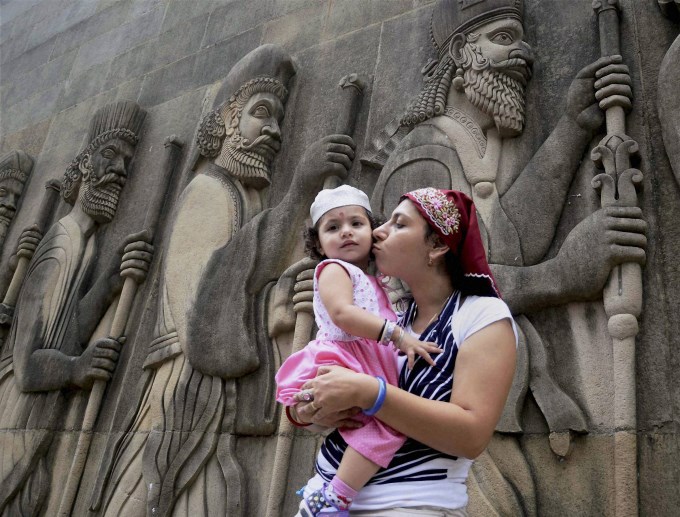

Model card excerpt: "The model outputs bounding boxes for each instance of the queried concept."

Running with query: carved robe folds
[95,166,257,517]
[0,215,96,515]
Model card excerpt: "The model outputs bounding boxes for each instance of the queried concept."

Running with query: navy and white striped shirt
[308,293,516,510]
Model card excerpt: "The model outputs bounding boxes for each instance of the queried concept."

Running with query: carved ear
[448,34,467,66]
[78,153,92,180]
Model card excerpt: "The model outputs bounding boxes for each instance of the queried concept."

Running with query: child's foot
[296,484,350,517]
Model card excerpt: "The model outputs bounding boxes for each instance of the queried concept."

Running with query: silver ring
[299,389,314,402]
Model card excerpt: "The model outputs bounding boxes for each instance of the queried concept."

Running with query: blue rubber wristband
[363,376,387,416]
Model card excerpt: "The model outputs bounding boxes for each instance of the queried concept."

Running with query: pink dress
[275,259,406,468]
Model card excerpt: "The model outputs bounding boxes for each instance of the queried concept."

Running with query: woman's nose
[373,223,387,241]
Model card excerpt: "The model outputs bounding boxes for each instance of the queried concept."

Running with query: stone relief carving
[0,100,149,516]
[658,0,680,189]
[91,44,356,517]
[363,0,645,515]
[0,150,32,253]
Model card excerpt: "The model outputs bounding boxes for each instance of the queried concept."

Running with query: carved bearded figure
[0,150,32,252]
[366,0,645,515]
[0,101,147,516]
[94,43,357,517]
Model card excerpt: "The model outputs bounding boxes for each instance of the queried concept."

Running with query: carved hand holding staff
[591,1,643,515]
[265,74,366,517]
[0,180,61,328]
[57,136,184,517]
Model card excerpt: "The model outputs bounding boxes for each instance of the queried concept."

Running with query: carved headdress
[196,44,296,183]
[62,101,146,204]
[362,0,524,168]
[431,0,523,61]
[0,150,33,184]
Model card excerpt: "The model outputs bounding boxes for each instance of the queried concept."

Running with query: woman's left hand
[294,365,376,427]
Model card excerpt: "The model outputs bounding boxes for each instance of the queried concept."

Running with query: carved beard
[0,206,13,231]
[462,47,527,137]
[79,169,124,223]
[214,131,276,190]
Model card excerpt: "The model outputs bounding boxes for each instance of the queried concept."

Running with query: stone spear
[591,1,642,515]
[265,74,366,517]
[0,179,61,325]
[57,136,184,517]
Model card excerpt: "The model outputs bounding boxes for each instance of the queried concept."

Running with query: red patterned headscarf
[401,188,500,298]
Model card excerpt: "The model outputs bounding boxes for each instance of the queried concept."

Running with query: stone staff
[265,74,366,517]
[0,179,61,313]
[591,1,642,516]
[57,136,184,517]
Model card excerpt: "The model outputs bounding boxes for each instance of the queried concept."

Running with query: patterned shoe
[296,485,350,517]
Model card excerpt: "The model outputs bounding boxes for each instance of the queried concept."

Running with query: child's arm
[319,263,441,368]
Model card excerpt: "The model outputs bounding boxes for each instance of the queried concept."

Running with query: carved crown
[431,0,523,59]
[0,150,32,184]
[86,100,146,148]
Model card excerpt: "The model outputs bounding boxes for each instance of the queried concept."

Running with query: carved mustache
[92,172,126,188]
[490,58,532,86]
[0,206,13,222]
[240,134,281,153]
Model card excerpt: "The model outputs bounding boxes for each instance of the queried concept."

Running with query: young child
[275,185,441,517]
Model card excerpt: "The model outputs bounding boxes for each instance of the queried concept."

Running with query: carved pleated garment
[94,170,247,517]
[0,217,95,515]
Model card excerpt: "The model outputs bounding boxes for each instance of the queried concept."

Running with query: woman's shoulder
[458,294,511,318]
[453,295,517,347]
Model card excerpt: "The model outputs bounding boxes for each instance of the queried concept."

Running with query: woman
[288,188,517,516]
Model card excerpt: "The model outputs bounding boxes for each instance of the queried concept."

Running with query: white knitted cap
[310,185,372,225]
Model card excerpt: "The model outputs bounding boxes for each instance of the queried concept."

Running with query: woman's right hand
[295,365,373,427]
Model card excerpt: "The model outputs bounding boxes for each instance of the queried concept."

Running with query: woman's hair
[303,208,382,261]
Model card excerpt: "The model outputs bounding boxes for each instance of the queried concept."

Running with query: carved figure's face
[317,205,374,271]
[0,177,24,228]
[236,92,284,162]
[456,19,533,136]
[372,199,431,279]
[215,91,285,185]
[79,138,135,223]
[471,19,532,81]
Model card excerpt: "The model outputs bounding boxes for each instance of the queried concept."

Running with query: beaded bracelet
[363,376,387,416]
[285,405,311,427]
[393,326,405,351]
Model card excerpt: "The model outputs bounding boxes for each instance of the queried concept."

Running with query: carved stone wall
[0,1,678,516]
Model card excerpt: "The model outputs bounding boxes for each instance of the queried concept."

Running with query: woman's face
[372,199,430,279]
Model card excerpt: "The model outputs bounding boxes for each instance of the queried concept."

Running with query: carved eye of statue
[0,188,6,197]
[102,148,116,159]
[491,32,514,45]
[252,104,271,118]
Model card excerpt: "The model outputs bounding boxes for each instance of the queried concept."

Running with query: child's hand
[397,330,443,369]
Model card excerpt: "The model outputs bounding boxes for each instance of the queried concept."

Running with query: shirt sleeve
[452,296,518,348]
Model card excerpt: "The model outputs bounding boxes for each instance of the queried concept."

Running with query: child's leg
[299,447,380,515]
[322,447,379,510]
[336,446,380,491]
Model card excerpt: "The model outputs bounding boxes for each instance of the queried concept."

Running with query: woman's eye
[491,32,513,45]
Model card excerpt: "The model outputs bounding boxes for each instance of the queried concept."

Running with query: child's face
[317,205,373,270]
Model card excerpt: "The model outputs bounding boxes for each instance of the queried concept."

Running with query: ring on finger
[299,389,314,402]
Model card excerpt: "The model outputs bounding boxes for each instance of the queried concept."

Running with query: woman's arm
[299,319,516,459]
